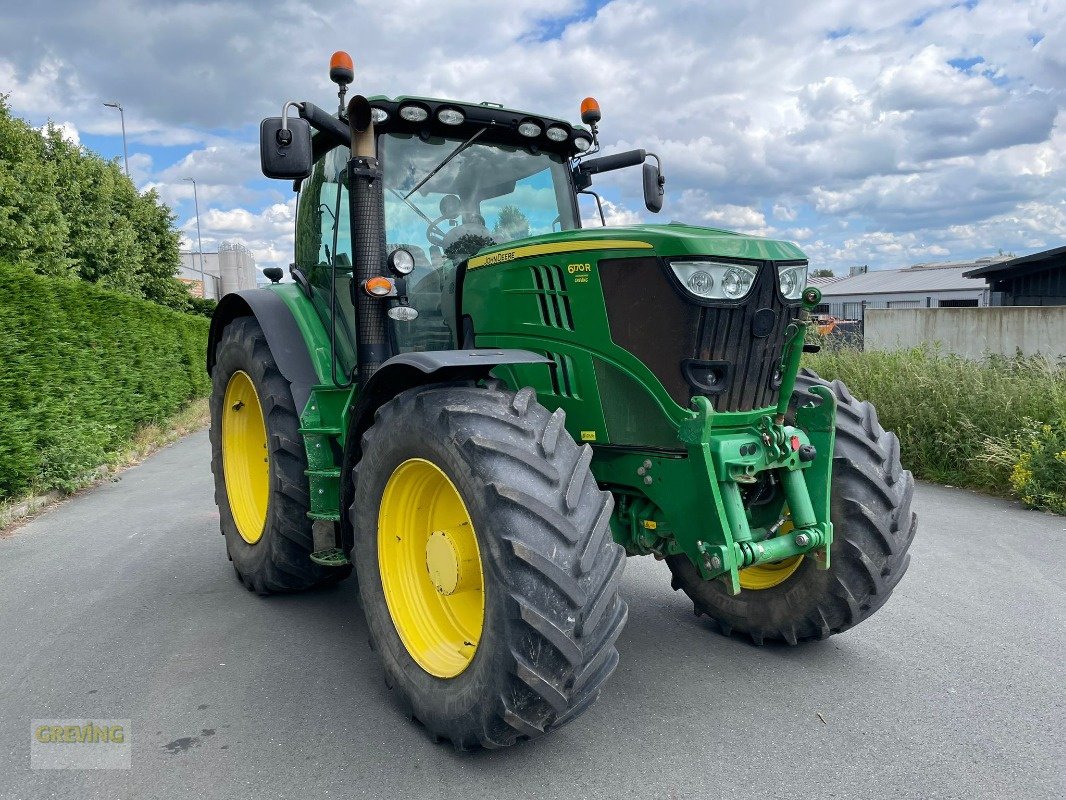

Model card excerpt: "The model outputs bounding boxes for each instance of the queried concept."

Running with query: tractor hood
[467,223,808,268]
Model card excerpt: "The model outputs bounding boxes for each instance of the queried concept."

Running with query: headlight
[399,104,429,122]
[545,125,569,142]
[370,107,389,123]
[776,263,808,300]
[388,248,415,275]
[387,305,419,321]
[517,119,543,138]
[669,261,758,301]
[573,135,592,152]
[437,107,465,126]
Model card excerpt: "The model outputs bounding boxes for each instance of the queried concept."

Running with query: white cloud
[772,204,797,222]
[38,120,80,145]
[178,200,297,268]
[581,197,644,228]
[699,204,772,236]
[0,0,1062,270]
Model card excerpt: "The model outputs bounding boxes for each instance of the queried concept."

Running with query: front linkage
[595,287,835,595]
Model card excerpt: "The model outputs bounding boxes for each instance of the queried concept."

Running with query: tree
[0,96,69,275]
[0,97,190,311]
[493,205,531,242]
[810,268,835,278]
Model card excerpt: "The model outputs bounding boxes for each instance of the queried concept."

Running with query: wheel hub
[426,530,460,595]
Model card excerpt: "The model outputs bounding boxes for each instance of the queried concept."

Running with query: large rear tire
[351,383,627,749]
[666,369,917,644]
[209,317,346,593]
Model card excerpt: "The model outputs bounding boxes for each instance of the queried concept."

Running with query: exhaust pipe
[346,95,389,383]
[347,94,376,159]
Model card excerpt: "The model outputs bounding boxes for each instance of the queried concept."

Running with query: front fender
[349,348,551,436]
[207,290,321,413]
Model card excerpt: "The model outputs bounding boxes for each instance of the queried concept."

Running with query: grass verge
[804,345,1066,515]
[0,398,209,534]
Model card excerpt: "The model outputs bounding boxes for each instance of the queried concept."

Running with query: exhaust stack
[346,95,390,383]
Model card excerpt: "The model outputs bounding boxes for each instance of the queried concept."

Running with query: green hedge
[805,345,1066,514]
[0,262,210,498]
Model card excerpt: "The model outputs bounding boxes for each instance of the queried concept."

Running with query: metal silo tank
[219,242,257,293]
[219,242,240,295]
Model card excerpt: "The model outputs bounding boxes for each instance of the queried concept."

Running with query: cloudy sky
[2,0,1062,275]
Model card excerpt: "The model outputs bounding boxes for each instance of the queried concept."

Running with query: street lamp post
[182,177,208,298]
[102,101,129,177]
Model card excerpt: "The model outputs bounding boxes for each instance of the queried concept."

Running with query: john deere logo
[483,251,516,266]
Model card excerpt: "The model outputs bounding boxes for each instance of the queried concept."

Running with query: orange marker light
[330,51,355,85]
[363,276,394,297]
[580,96,601,125]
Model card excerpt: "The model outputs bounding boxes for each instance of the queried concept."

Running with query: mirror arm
[298,101,352,146]
[278,101,304,145]
[579,190,606,227]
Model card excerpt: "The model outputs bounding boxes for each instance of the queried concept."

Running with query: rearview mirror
[643,161,665,213]
[260,116,312,180]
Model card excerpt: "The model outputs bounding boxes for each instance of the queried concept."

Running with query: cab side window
[296,145,355,371]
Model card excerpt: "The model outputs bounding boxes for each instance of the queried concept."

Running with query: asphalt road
[1,429,1063,800]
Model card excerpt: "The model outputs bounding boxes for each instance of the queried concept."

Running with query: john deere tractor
[207,52,916,750]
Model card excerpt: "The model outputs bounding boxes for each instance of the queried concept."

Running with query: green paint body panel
[269,282,357,522]
[255,211,834,590]
[458,222,831,590]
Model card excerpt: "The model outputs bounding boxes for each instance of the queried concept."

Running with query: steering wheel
[426,215,450,247]
[426,194,462,248]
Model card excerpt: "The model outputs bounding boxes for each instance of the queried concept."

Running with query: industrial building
[178,241,257,300]
[963,245,1066,306]
[815,256,1007,320]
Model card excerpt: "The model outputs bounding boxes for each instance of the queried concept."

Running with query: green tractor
[207,51,916,749]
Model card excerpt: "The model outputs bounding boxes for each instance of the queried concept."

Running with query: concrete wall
[864,307,1066,359]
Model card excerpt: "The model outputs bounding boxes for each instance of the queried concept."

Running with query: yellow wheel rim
[222,370,269,545]
[378,458,484,678]
[738,520,804,590]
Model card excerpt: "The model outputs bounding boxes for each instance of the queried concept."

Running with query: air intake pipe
[346,95,390,384]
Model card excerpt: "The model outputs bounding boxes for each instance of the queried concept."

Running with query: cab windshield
[380,132,579,267]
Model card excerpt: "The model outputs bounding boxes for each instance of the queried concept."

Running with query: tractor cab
[291,103,588,360]
[260,59,664,373]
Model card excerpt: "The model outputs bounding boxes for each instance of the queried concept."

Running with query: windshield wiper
[389,187,435,227]
[403,127,487,200]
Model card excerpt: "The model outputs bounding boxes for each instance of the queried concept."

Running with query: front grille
[598,257,802,413]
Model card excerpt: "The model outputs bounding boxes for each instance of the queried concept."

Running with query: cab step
[310,547,351,567]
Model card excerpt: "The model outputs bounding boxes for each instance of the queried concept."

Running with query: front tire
[209,317,340,594]
[351,383,627,749]
[667,370,917,645]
